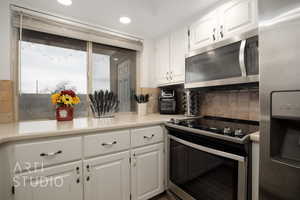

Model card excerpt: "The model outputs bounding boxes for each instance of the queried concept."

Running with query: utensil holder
[137,103,147,116]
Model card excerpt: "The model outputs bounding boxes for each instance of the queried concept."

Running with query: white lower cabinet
[131,143,164,200]
[84,151,130,200]
[13,161,83,200]
[10,127,165,200]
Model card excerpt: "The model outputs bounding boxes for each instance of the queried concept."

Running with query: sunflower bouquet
[51,90,80,121]
[51,90,80,106]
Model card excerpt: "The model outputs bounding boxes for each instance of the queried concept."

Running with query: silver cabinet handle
[144,134,155,139]
[102,141,117,146]
[212,28,216,41]
[170,71,173,80]
[166,72,169,80]
[220,25,224,38]
[40,150,62,157]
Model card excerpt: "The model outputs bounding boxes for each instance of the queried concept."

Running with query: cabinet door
[84,151,130,200]
[13,161,83,200]
[189,10,219,51]
[131,143,164,200]
[220,0,257,39]
[170,27,187,84]
[155,36,170,86]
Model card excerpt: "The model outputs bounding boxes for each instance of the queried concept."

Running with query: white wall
[0,0,11,80]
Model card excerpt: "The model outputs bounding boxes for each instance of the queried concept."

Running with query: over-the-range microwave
[185,33,259,89]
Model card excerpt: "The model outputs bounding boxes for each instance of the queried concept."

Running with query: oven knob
[223,127,233,136]
[234,129,244,137]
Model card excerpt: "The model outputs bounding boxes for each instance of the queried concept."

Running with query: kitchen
[0,0,299,200]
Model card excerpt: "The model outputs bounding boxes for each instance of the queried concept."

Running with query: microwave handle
[239,40,247,77]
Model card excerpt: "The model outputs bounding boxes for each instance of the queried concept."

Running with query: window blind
[11,5,143,51]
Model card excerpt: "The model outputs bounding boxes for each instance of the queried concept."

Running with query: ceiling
[10,0,221,39]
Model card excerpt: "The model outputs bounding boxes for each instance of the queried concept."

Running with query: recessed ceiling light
[113,58,119,61]
[119,16,131,24]
[57,0,72,6]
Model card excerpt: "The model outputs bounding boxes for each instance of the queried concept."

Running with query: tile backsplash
[199,89,259,121]
[0,80,14,123]
[139,88,160,114]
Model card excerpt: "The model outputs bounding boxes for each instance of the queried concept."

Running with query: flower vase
[56,106,74,121]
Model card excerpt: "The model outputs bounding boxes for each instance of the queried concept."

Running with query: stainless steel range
[165,116,259,200]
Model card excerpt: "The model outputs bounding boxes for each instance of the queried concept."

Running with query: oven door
[168,135,247,200]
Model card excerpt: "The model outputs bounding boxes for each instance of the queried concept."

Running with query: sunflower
[51,93,61,104]
[61,95,74,105]
[73,96,80,104]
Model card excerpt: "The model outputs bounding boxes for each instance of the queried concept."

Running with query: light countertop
[0,113,260,145]
[0,113,187,145]
[250,131,260,143]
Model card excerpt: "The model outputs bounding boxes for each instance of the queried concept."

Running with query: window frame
[11,28,141,121]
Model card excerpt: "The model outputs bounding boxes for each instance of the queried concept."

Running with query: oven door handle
[169,135,245,162]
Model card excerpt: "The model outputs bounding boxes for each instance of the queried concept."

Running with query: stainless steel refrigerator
[259,0,300,199]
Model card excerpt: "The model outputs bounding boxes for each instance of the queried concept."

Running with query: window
[92,43,136,112]
[18,29,136,121]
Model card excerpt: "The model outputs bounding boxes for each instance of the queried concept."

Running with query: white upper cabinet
[189,10,219,51]
[170,27,187,83]
[155,27,187,86]
[188,0,258,51]
[219,0,258,39]
[155,36,171,86]
[131,143,164,200]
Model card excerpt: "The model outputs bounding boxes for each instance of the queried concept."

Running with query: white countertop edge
[0,120,168,145]
[0,114,260,145]
[250,131,260,143]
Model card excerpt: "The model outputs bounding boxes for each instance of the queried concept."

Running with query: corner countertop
[0,113,187,145]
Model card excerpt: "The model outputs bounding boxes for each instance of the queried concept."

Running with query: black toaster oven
[159,89,176,114]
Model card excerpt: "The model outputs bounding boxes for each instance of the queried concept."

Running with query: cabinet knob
[86,176,90,182]
[86,165,90,172]
[220,25,224,38]
[212,28,216,41]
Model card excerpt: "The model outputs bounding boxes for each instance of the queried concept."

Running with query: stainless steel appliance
[185,34,259,89]
[159,89,176,114]
[259,0,300,199]
[166,116,259,200]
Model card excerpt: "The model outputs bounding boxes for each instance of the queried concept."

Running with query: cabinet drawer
[84,130,130,157]
[14,137,82,172]
[131,126,164,148]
